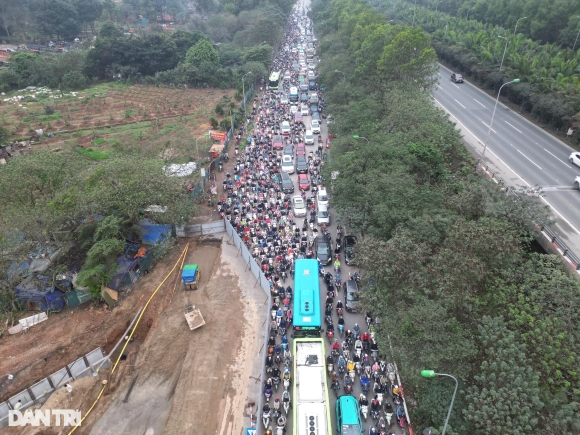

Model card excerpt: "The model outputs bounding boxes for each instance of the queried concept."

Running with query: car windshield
[346,291,359,302]
[294,199,304,208]
[306,134,313,139]
[319,194,327,201]
[341,425,361,435]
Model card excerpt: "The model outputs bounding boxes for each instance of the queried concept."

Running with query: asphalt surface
[434,64,580,255]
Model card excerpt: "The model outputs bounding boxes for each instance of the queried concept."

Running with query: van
[317,204,330,225]
[336,396,363,435]
[317,188,328,207]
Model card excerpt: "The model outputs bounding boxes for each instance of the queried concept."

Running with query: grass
[23,111,61,123]
[76,147,109,160]
[93,138,106,145]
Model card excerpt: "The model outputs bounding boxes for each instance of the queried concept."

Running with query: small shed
[14,276,65,311]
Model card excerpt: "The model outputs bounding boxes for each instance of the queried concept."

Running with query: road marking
[517,150,542,169]
[505,121,523,133]
[454,99,466,109]
[473,99,486,108]
[437,85,443,89]
[482,121,497,134]
[543,149,573,168]
[452,83,460,89]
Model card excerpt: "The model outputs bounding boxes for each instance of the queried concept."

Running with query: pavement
[433,64,580,256]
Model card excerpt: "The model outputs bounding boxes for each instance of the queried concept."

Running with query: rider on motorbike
[327,320,334,334]
[353,323,361,339]
[359,394,368,407]
[371,398,380,414]
[331,338,340,353]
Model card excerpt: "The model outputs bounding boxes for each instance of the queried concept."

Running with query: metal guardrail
[479,164,580,270]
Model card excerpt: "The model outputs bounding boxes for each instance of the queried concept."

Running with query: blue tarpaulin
[140,221,172,246]
[15,276,66,311]
[107,254,140,291]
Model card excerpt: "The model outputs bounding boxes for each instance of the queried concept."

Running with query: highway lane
[434,64,580,253]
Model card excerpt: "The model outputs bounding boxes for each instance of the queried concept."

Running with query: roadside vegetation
[370,0,580,142]
[312,0,580,433]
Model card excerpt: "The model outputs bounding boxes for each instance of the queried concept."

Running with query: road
[281,111,406,435]
[434,64,580,255]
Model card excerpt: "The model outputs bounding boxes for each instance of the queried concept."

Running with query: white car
[317,188,328,207]
[290,105,298,114]
[280,95,289,105]
[569,152,580,167]
[575,175,580,190]
[307,71,315,80]
[317,204,330,225]
[304,130,315,145]
[281,121,291,135]
[282,155,295,174]
[311,119,320,134]
[301,104,310,116]
[308,62,316,70]
[284,71,291,81]
[293,196,306,217]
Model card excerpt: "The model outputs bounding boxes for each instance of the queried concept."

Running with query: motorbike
[386,363,396,383]
[344,374,353,394]
[360,374,371,394]
[276,416,287,435]
[378,416,386,432]
[396,405,407,428]
[349,368,356,384]
[272,375,280,392]
[338,323,344,336]
[356,361,363,376]
[327,329,334,343]
[282,390,291,415]
[262,405,271,429]
[366,313,372,329]
[273,398,281,419]
[371,409,380,425]
[332,379,341,397]
[360,404,368,421]
[385,409,393,428]
[264,382,273,401]
[327,362,334,376]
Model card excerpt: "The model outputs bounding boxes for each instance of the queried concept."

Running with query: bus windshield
[268,71,281,90]
[293,259,321,336]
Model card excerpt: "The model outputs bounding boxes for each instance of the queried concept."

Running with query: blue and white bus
[293,338,333,435]
[293,259,321,337]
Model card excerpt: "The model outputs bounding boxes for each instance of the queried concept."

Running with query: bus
[293,259,322,337]
[268,70,282,90]
[293,338,333,435]
[336,395,364,435]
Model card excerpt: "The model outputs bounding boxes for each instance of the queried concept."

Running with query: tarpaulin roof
[139,221,172,246]
[107,254,139,291]
[15,276,66,310]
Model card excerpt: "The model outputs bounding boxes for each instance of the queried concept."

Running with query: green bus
[336,395,364,435]
[268,70,282,90]
[293,337,333,435]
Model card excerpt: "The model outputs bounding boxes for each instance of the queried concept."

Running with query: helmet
[354,323,358,328]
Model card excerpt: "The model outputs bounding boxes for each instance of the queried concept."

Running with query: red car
[298,173,310,190]
[296,143,306,156]
[273,135,284,150]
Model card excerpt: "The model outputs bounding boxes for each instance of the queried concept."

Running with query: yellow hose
[67,243,189,434]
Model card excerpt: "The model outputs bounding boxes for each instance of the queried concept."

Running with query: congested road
[242,2,409,434]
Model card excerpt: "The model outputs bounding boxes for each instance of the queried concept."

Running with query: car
[308,62,316,70]
[296,155,309,173]
[575,175,580,190]
[336,395,363,435]
[281,171,294,193]
[304,130,314,145]
[300,83,309,92]
[284,71,291,81]
[315,236,332,265]
[317,188,328,207]
[292,60,298,68]
[280,95,289,105]
[451,73,464,83]
[298,173,310,190]
[317,204,330,225]
[273,135,284,150]
[281,155,295,174]
[569,152,580,167]
[311,111,321,122]
[309,80,317,90]
[300,93,309,102]
[283,144,294,159]
[343,280,360,313]
[293,196,306,217]
[307,71,315,80]
[290,105,298,114]
[281,121,291,135]
[311,119,320,134]
[301,104,310,116]
[344,235,357,265]
[296,143,306,156]
[294,111,303,123]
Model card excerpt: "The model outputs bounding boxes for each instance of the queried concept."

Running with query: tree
[244,44,272,67]
[99,20,121,39]
[40,0,81,39]
[169,30,206,60]
[0,0,27,38]
[102,0,118,21]
[61,70,88,89]
[73,0,103,34]
[185,39,219,65]
[464,316,543,434]
[377,27,439,90]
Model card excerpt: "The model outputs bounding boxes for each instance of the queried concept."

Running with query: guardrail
[479,163,580,270]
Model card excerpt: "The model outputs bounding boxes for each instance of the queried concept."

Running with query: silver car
[293,196,306,217]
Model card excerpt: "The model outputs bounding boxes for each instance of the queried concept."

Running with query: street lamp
[480,78,520,160]
[572,16,580,51]
[242,71,252,119]
[421,370,458,435]
[499,17,525,72]
[353,135,369,143]
[196,133,210,161]
[334,70,346,81]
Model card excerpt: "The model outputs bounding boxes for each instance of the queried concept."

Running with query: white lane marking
[505,121,523,134]
[437,85,443,89]
[516,150,542,169]
[435,95,580,235]
[474,99,486,108]
[543,149,573,169]
[482,121,497,134]
[452,83,460,89]
[454,99,466,109]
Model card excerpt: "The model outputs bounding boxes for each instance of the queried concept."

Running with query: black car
[344,280,360,313]
[451,73,463,83]
[315,236,332,265]
[281,171,294,193]
[296,156,309,174]
[309,80,317,90]
[344,235,357,265]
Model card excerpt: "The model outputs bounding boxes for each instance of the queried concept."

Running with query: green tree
[185,39,219,65]
[61,70,88,89]
[73,0,103,33]
[464,316,543,434]
[99,20,121,39]
[244,44,272,67]
[39,0,81,39]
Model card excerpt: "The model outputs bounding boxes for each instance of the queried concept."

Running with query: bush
[215,104,224,116]
[62,70,88,90]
